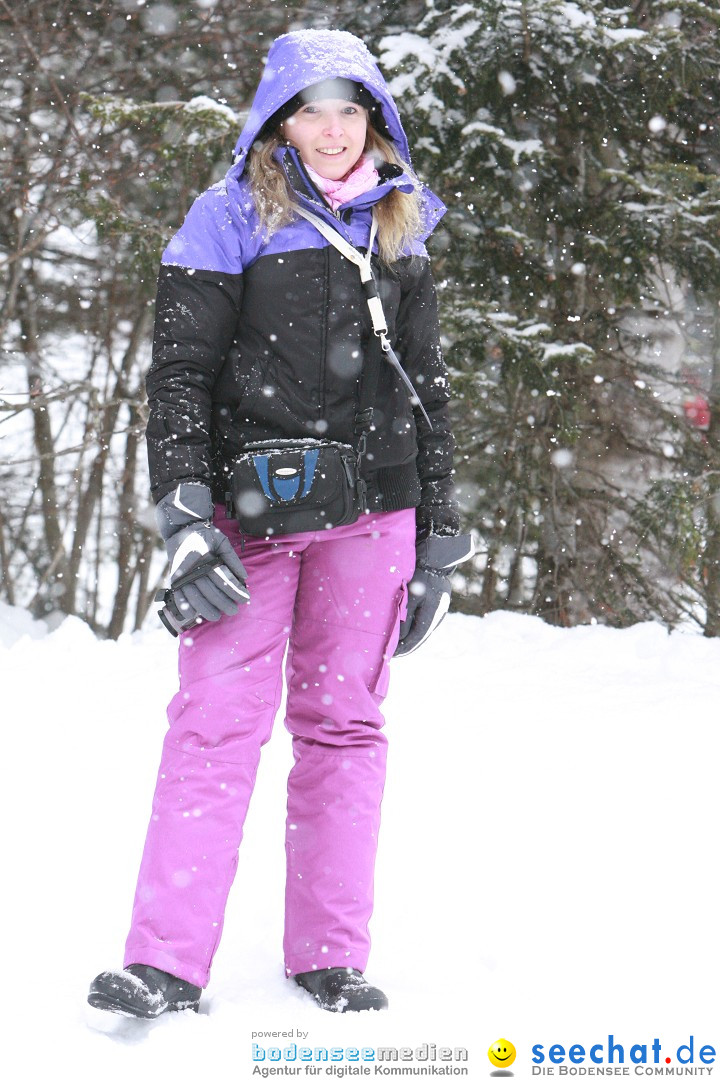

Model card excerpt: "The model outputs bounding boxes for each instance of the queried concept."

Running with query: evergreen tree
[379,0,720,627]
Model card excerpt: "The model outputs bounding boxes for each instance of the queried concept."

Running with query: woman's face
[281,98,368,180]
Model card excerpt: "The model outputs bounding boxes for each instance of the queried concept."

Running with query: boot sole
[341,998,388,1013]
[88,991,200,1019]
[307,990,388,1013]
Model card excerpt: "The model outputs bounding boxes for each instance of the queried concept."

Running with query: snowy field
[2,602,718,1078]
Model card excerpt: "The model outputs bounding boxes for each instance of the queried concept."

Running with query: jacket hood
[231,29,412,171]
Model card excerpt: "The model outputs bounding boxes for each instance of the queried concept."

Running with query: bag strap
[293,205,433,430]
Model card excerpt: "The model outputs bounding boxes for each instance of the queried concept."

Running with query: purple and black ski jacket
[146,29,457,535]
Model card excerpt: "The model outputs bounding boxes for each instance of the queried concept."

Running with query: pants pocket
[370,581,408,699]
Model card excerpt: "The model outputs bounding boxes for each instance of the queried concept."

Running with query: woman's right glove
[394,533,474,656]
[156,482,249,629]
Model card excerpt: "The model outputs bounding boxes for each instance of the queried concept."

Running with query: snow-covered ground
[2,603,718,1077]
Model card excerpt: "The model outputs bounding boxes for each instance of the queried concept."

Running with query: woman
[88,28,471,1019]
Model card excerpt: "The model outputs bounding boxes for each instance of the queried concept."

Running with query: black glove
[157,483,249,628]
[395,533,474,656]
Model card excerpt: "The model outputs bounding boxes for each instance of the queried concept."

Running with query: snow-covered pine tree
[379,0,720,628]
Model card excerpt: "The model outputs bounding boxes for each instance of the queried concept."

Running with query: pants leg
[282,509,416,976]
[124,517,302,988]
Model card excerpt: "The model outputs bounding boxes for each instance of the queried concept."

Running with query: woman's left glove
[394,533,474,656]
[157,482,250,626]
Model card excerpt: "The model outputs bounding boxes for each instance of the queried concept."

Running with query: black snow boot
[294,967,388,1013]
[87,964,201,1019]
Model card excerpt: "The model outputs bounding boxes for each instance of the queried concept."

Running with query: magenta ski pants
[124,506,416,988]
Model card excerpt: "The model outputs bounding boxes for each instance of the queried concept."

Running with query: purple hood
[231,29,413,171]
[163,30,445,273]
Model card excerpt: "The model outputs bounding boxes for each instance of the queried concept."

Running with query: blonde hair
[246,125,423,263]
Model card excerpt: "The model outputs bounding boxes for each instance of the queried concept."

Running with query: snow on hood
[231,29,412,173]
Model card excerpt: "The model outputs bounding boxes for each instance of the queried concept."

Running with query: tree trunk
[20,276,72,617]
[66,307,151,612]
[107,405,140,639]
[0,510,15,605]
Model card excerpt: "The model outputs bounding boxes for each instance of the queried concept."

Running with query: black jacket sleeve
[146,265,243,502]
[394,256,459,538]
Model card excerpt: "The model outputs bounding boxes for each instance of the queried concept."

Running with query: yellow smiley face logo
[488,1039,516,1069]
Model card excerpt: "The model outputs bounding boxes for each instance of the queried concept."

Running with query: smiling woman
[87,27,471,1023]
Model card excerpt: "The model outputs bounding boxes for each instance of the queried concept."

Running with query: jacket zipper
[319,243,330,419]
[281,148,381,421]
[283,150,335,419]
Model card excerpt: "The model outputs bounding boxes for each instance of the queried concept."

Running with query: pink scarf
[305,154,379,212]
